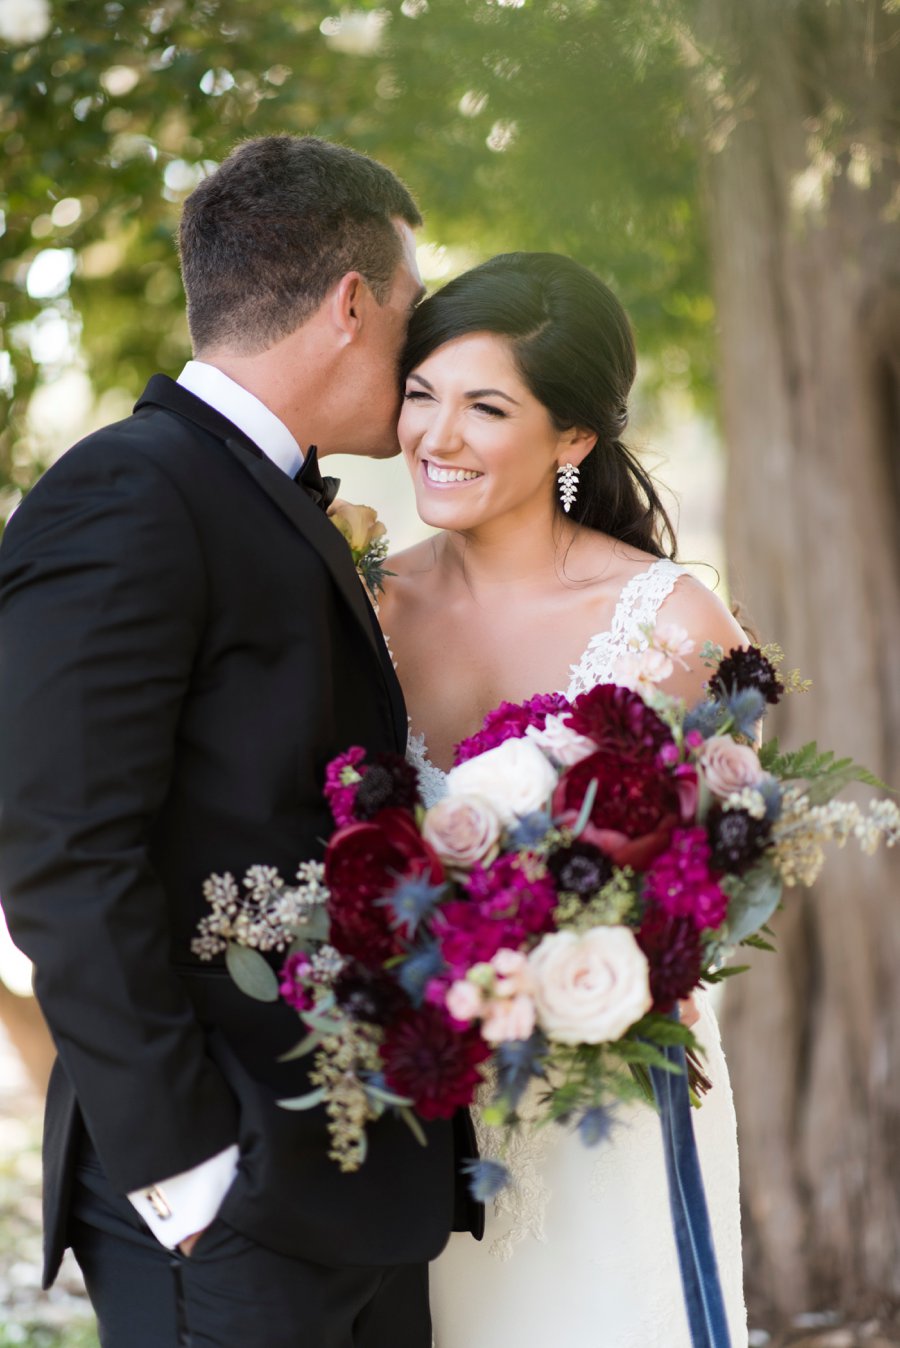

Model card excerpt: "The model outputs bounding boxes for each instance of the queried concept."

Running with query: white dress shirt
[126,361,303,1248]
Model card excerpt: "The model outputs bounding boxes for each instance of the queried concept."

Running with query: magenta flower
[454,693,571,765]
[436,853,557,978]
[279,951,315,1013]
[643,828,728,932]
[324,746,367,826]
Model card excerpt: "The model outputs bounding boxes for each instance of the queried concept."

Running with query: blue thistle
[578,1106,616,1148]
[507,810,553,848]
[395,941,446,1008]
[376,876,446,938]
[723,687,767,739]
[494,1031,548,1112]
[684,698,729,738]
[759,775,783,822]
[462,1158,511,1203]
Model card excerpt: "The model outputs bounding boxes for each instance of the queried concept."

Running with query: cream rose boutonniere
[328,499,392,603]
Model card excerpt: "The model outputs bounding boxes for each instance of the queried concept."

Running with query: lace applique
[470,1076,554,1261]
[565,557,685,700]
[406,729,449,809]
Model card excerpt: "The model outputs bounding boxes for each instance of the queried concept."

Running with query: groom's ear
[557,425,598,469]
[330,272,367,344]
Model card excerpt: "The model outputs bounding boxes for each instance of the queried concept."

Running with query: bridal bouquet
[194,630,898,1191]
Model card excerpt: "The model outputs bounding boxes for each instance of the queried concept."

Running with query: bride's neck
[436,514,583,590]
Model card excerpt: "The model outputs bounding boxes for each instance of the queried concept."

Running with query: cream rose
[700,735,764,799]
[525,714,596,767]
[327,500,386,558]
[446,738,557,827]
[422,793,502,871]
[528,927,652,1044]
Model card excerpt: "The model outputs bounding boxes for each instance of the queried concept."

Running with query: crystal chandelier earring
[557,462,579,513]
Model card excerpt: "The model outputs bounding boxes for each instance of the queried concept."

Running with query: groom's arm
[0,436,240,1217]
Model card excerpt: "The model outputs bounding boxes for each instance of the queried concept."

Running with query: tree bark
[695,0,900,1320]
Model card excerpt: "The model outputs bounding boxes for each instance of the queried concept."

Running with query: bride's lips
[419,458,484,489]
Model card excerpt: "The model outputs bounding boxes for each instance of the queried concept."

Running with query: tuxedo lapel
[135,377,379,662]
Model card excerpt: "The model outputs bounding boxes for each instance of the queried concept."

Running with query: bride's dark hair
[401,252,676,559]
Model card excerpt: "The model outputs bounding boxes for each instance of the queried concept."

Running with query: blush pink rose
[422,794,502,871]
[700,736,764,799]
[528,927,652,1044]
[481,993,536,1044]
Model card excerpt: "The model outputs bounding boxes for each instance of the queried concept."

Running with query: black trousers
[69,1152,432,1348]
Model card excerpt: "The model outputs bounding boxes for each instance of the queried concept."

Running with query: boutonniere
[327,499,393,605]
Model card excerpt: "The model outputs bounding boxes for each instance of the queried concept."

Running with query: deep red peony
[565,683,674,762]
[553,751,682,869]
[382,1003,491,1120]
[325,808,444,966]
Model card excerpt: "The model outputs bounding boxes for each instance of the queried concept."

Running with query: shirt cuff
[127,1144,240,1249]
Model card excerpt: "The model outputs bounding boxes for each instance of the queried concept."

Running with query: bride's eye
[473,402,506,418]
[403,390,432,403]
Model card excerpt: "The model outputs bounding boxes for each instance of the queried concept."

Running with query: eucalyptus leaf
[364,1082,415,1108]
[724,868,783,945]
[278,1030,324,1062]
[399,1107,428,1148]
[225,942,279,1003]
[277,1086,328,1111]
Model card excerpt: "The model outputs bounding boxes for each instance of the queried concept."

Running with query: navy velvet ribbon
[649,1039,733,1348]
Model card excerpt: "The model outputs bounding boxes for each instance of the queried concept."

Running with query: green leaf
[703,964,750,983]
[277,1086,327,1111]
[399,1107,429,1148]
[364,1082,415,1108]
[277,1030,324,1062]
[723,867,783,945]
[571,777,599,837]
[741,933,777,953]
[225,942,279,1003]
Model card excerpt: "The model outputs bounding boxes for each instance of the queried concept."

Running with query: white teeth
[425,462,482,483]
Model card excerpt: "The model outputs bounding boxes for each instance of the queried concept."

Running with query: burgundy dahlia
[707,806,770,875]
[382,1004,491,1120]
[354,753,422,820]
[636,909,705,1013]
[325,808,444,967]
[454,693,571,765]
[713,646,782,706]
[565,683,674,763]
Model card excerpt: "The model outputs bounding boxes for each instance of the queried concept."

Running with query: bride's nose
[420,408,466,456]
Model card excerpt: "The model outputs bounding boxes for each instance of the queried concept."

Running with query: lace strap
[566,558,686,698]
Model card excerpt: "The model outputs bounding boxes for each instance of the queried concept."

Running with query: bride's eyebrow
[406,373,520,405]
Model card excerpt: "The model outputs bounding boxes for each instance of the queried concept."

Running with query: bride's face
[399,332,572,532]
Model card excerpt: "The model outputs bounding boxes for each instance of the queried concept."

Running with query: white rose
[422,793,502,870]
[446,738,557,827]
[528,927,652,1044]
[525,714,596,767]
[700,735,764,799]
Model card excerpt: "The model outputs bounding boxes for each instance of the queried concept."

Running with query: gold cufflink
[146,1187,172,1220]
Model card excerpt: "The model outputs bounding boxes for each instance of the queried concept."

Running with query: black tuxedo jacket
[0,376,481,1286]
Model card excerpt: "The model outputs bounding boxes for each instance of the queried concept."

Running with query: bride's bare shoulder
[376,536,441,631]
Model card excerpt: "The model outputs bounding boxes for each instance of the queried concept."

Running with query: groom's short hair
[180,135,422,354]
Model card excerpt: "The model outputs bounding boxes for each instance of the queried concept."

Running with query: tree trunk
[695,0,900,1321]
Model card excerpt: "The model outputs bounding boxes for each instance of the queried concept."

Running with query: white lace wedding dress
[407,559,748,1348]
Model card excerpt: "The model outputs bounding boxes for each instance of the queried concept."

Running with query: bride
[377,252,749,1347]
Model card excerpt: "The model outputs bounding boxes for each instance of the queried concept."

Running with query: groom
[0,135,479,1347]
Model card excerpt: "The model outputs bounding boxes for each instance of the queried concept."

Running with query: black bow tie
[295,445,340,512]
